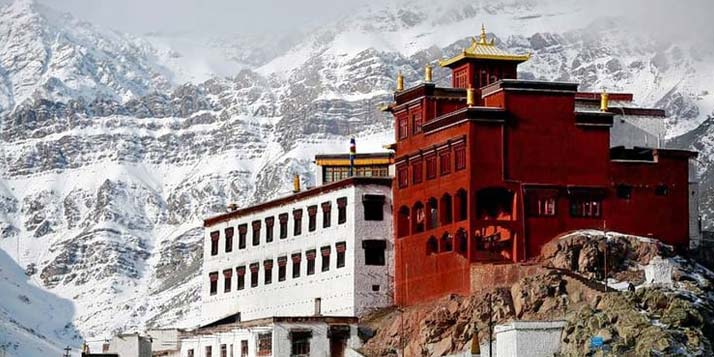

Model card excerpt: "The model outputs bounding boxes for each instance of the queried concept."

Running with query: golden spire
[600,89,609,112]
[479,24,488,45]
[396,71,404,92]
[424,64,433,83]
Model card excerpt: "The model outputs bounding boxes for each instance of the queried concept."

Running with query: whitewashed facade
[201,177,394,324]
[179,317,362,357]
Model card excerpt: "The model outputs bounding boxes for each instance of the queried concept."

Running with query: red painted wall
[390,57,692,306]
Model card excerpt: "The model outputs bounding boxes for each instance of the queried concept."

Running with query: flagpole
[349,137,356,177]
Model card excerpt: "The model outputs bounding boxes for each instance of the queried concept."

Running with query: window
[412,112,422,134]
[290,330,312,357]
[440,194,452,225]
[337,198,347,224]
[306,250,316,275]
[221,344,227,357]
[426,155,437,179]
[321,246,331,272]
[412,160,423,184]
[250,263,259,288]
[526,189,558,217]
[265,217,274,243]
[209,272,218,295]
[230,345,234,357]
[210,231,219,256]
[292,253,302,278]
[336,242,346,268]
[324,166,349,183]
[455,146,466,170]
[321,202,331,228]
[569,189,603,218]
[363,194,385,221]
[293,209,303,236]
[257,333,272,356]
[456,229,467,255]
[656,184,669,196]
[236,266,246,290]
[206,346,212,357]
[454,69,468,88]
[616,184,632,199]
[363,240,386,266]
[249,221,260,246]
[314,297,322,316]
[427,236,438,255]
[397,164,408,188]
[413,202,425,233]
[223,269,232,293]
[240,340,248,357]
[372,285,380,291]
[427,198,439,230]
[308,205,317,232]
[439,151,451,175]
[238,224,247,249]
[397,206,410,238]
[441,233,453,252]
[398,116,408,139]
[278,256,287,282]
[264,260,273,285]
[279,213,288,239]
[455,189,468,221]
[188,349,194,357]
[224,228,234,253]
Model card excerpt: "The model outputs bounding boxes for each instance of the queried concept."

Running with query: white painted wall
[610,115,665,149]
[106,334,152,357]
[201,182,393,324]
[494,321,565,357]
[179,321,360,357]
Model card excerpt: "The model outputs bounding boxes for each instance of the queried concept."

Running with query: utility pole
[488,292,493,357]
[63,346,71,357]
[603,220,609,292]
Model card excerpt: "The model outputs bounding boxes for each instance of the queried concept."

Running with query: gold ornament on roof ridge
[438,24,530,67]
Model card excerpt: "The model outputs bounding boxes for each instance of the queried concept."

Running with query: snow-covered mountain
[1,0,714,354]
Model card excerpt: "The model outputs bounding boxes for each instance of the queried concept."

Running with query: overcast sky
[36,0,714,43]
[38,0,368,36]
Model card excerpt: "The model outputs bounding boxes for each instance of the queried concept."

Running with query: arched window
[440,194,453,225]
[427,198,439,230]
[441,233,453,252]
[456,228,467,255]
[455,189,468,221]
[412,202,425,233]
[426,236,438,255]
[397,206,410,238]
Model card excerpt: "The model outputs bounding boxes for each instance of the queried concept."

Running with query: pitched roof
[439,25,530,67]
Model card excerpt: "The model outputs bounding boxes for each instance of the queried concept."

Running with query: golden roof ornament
[439,24,530,67]
[396,71,404,92]
[424,64,433,83]
[600,89,609,112]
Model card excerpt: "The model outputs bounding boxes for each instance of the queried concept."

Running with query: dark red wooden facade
[388,36,696,305]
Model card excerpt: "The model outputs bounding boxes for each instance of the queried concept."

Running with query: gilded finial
[600,89,609,112]
[424,64,433,83]
[479,24,488,45]
[396,71,404,92]
[466,88,476,107]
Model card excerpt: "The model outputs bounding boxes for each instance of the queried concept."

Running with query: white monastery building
[177,160,394,357]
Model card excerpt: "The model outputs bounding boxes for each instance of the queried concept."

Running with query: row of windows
[210,197,349,256]
[209,243,348,295]
[397,146,465,188]
[189,335,269,357]
[397,187,610,237]
[396,189,468,237]
[322,165,389,183]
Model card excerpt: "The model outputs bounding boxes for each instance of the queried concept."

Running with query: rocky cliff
[359,231,714,356]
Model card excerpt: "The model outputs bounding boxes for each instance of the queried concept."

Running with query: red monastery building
[386,27,698,305]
